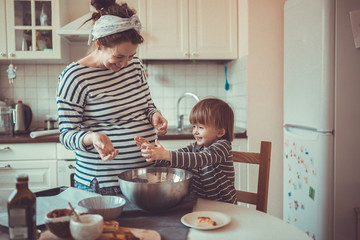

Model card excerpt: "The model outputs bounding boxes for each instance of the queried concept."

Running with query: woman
[56,0,168,195]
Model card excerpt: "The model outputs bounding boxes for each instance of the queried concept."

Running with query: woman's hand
[83,132,119,161]
[135,138,170,162]
[151,111,168,136]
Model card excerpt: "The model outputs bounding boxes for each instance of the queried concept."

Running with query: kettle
[13,100,32,134]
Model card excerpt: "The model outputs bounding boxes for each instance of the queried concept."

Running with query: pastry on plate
[197,216,217,227]
[99,222,140,240]
[103,220,119,233]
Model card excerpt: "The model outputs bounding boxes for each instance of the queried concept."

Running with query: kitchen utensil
[70,214,104,240]
[44,208,76,238]
[45,119,57,130]
[118,167,193,211]
[68,202,81,223]
[224,63,230,91]
[77,196,126,220]
[13,100,32,134]
[0,106,13,136]
[181,211,231,230]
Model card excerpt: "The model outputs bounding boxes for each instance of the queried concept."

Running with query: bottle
[14,100,25,134]
[7,174,37,240]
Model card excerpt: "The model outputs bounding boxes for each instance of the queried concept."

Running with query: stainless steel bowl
[118,167,193,211]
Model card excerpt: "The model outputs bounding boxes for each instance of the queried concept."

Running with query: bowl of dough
[118,167,193,211]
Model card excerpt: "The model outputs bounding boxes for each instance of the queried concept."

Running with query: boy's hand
[140,139,170,162]
[134,136,150,148]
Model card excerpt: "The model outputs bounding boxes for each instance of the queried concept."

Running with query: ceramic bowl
[44,208,75,238]
[118,167,193,211]
[78,195,126,220]
[70,214,104,240]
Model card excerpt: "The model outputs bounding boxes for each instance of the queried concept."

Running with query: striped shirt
[156,139,237,204]
[57,58,157,188]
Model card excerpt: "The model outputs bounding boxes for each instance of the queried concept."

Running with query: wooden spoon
[68,202,82,223]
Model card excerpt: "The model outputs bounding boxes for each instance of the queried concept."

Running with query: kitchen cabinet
[0,0,68,61]
[137,0,238,60]
[0,143,57,192]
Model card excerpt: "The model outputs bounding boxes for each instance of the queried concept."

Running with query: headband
[88,14,142,45]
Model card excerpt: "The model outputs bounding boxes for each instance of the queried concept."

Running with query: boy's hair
[189,98,234,142]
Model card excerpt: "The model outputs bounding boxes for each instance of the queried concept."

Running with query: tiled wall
[0,58,247,131]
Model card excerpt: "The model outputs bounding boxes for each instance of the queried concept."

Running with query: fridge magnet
[298,181,302,189]
[293,183,297,190]
[288,191,292,197]
[7,64,17,85]
[301,203,305,210]
[304,177,308,184]
[294,200,299,210]
[309,186,315,200]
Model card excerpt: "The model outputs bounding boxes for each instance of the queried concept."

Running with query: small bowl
[78,196,126,220]
[70,214,104,240]
[44,208,75,238]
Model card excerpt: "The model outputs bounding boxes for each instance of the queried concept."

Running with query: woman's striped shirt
[155,139,237,204]
[57,58,157,188]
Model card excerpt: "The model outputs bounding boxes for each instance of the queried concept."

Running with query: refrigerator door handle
[284,126,333,141]
[284,124,334,135]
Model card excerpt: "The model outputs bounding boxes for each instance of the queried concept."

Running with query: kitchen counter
[0,127,247,144]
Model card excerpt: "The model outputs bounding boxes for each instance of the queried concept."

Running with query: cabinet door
[139,0,189,59]
[0,0,7,59]
[0,143,56,160]
[5,0,62,59]
[189,0,238,59]
[0,160,57,191]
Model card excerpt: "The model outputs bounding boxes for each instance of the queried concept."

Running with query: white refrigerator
[283,0,360,240]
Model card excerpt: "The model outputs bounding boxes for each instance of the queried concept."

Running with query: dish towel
[30,129,59,138]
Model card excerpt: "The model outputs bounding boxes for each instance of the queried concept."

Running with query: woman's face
[98,41,138,71]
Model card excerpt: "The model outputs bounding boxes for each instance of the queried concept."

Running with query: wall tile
[0,59,247,130]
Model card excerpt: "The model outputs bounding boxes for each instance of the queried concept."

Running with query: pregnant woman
[57,0,167,195]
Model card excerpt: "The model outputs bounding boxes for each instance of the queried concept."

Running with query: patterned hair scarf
[88,14,142,45]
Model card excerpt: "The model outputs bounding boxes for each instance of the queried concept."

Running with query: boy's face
[192,123,225,148]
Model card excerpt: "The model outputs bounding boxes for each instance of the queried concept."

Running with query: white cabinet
[137,0,238,60]
[56,143,75,187]
[0,143,57,192]
[0,0,68,61]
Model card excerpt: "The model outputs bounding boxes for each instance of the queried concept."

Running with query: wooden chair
[233,141,272,213]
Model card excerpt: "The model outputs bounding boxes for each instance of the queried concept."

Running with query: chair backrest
[233,141,272,213]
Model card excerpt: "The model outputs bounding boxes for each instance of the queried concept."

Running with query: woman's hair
[85,0,144,47]
[189,98,234,142]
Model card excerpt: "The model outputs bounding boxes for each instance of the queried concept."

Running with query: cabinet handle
[9,52,15,57]
[184,52,190,57]
[0,146,10,151]
[0,164,11,169]
[68,165,75,169]
[0,52,6,57]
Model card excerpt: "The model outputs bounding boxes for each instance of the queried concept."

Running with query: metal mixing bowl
[118,167,193,211]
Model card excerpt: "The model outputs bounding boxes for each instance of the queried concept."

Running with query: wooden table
[187,198,312,240]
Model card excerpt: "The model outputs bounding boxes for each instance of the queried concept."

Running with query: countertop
[0,127,247,144]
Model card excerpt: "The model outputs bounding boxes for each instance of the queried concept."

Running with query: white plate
[181,211,231,230]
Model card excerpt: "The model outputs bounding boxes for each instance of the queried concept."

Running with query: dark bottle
[7,174,36,240]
